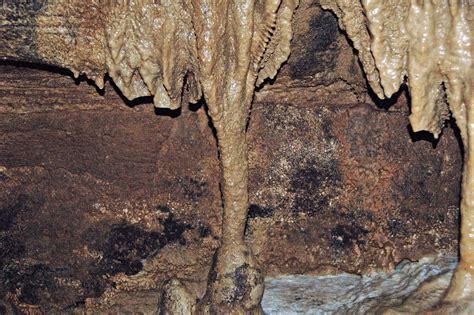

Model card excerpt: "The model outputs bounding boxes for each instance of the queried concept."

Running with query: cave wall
[0,1,461,311]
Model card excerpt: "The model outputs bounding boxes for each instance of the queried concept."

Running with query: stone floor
[1,255,461,314]
[262,255,457,314]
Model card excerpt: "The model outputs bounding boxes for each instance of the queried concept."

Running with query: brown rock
[0,3,461,312]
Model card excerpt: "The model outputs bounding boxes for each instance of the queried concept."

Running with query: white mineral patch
[262,255,457,314]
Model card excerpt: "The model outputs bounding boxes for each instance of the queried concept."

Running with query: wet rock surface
[0,2,461,312]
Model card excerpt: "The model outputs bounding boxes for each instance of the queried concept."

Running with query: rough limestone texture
[320,0,472,137]
[321,1,472,311]
[262,255,457,314]
[0,1,462,313]
[3,0,302,312]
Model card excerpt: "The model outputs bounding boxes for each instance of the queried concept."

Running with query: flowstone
[0,0,472,313]
[321,0,473,311]
[1,0,300,313]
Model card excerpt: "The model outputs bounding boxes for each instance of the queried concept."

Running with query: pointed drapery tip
[153,85,173,109]
[382,88,396,100]
[376,91,385,99]
[72,69,80,79]
[95,76,105,90]
[410,118,442,140]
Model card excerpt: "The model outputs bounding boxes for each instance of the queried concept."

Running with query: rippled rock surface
[263,255,457,314]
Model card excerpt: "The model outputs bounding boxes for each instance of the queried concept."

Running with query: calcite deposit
[0,0,472,313]
[321,0,473,312]
[1,0,300,313]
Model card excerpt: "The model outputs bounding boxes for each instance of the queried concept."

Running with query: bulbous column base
[197,243,264,315]
[159,244,264,315]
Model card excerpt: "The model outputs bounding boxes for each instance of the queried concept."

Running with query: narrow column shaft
[219,127,249,245]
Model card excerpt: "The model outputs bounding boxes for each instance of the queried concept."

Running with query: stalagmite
[1,0,299,313]
[189,0,300,312]
[321,0,473,312]
[2,0,472,313]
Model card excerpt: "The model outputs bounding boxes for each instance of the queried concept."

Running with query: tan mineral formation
[321,0,473,312]
[0,0,473,313]
[1,0,299,313]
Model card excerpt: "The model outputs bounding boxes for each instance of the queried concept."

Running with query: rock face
[0,2,462,312]
[321,1,473,310]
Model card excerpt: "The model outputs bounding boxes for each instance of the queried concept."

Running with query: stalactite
[322,0,473,311]
[5,0,472,313]
[0,0,299,313]
[188,1,299,312]
[104,0,202,109]
[319,0,385,98]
